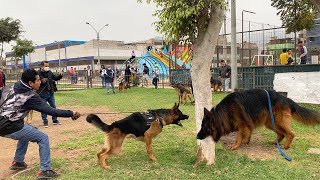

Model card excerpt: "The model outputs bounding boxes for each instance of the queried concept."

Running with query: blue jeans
[5,124,52,171]
[105,81,115,94]
[41,92,57,123]
[101,76,106,87]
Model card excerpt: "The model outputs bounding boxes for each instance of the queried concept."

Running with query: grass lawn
[17,87,320,180]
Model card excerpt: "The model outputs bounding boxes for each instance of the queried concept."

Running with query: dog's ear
[173,102,179,109]
[210,107,215,112]
[204,107,211,116]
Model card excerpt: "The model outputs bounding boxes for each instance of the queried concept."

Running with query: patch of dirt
[308,148,320,154]
[0,106,121,180]
[220,132,277,160]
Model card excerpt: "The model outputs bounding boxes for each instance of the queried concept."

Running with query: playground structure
[119,44,193,84]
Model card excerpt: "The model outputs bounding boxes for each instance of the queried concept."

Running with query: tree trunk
[192,6,224,166]
[0,42,4,66]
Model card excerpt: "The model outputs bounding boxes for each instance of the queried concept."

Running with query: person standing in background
[86,65,93,88]
[37,61,63,128]
[297,41,307,64]
[218,60,231,93]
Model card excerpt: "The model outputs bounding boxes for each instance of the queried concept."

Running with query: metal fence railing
[170,64,320,90]
[4,71,171,90]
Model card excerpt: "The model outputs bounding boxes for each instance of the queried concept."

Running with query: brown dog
[210,79,223,92]
[172,83,193,105]
[86,103,189,170]
[197,89,320,150]
[118,82,129,92]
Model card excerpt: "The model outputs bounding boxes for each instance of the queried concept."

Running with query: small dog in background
[172,83,193,105]
[210,79,223,92]
[118,81,129,92]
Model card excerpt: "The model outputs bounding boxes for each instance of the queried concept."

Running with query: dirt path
[0,106,120,180]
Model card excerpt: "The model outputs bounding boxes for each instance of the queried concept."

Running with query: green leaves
[271,0,319,33]
[12,38,34,61]
[0,17,22,43]
[140,0,225,43]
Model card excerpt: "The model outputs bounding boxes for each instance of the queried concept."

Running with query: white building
[5,37,163,72]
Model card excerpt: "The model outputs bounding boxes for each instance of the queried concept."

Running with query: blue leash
[264,90,292,161]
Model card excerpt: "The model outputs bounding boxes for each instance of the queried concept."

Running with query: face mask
[44,67,50,71]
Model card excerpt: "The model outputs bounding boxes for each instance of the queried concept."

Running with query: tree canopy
[139,0,225,44]
[271,0,319,33]
[0,17,23,61]
[12,38,34,66]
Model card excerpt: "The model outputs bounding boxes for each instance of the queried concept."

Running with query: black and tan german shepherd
[86,103,189,170]
[210,78,222,92]
[172,83,193,104]
[197,89,320,150]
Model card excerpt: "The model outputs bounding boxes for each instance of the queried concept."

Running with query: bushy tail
[86,114,111,132]
[290,101,320,126]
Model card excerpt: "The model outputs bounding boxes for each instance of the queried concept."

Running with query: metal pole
[86,22,108,73]
[262,24,265,65]
[249,21,251,66]
[294,0,297,64]
[231,0,237,91]
[58,42,61,72]
[97,32,101,68]
[223,15,227,60]
[241,11,244,66]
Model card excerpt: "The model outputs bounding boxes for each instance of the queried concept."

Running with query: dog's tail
[286,98,320,126]
[86,114,111,132]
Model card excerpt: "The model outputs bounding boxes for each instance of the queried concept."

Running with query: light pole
[231,0,237,91]
[242,10,256,65]
[54,41,61,72]
[267,24,276,38]
[86,22,109,72]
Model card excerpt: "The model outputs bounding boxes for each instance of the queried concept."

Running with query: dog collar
[156,118,166,128]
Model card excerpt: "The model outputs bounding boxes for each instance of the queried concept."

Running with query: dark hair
[21,69,38,83]
[40,61,49,66]
[220,60,225,63]
[282,48,287,52]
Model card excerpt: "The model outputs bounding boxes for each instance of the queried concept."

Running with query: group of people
[0,61,81,179]
[280,41,308,65]
[68,67,78,84]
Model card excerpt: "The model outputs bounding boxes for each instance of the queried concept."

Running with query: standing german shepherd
[197,89,320,150]
[172,83,193,104]
[86,103,189,170]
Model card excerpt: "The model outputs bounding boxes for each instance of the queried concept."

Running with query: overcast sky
[0,0,282,53]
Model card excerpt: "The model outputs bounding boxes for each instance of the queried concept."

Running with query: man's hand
[72,111,81,120]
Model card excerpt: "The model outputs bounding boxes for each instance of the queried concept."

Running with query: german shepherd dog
[86,103,189,170]
[118,81,129,92]
[210,79,223,92]
[197,89,320,150]
[172,83,193,105]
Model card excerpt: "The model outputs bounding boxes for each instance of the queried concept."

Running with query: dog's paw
[227,144,239,150]
[149,156,157,162]
[103,165,110,170]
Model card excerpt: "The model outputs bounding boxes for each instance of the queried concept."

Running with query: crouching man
[0,69,81,179]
